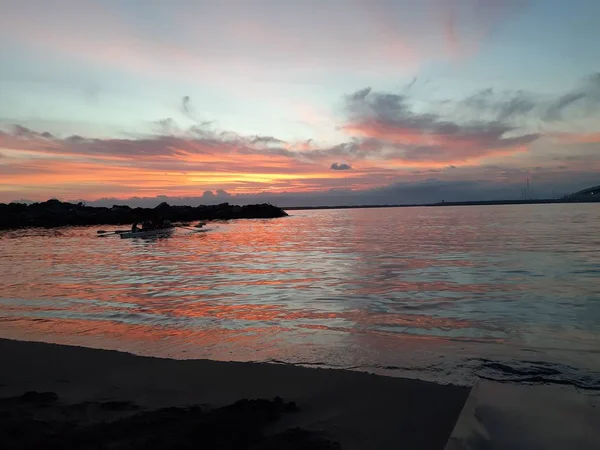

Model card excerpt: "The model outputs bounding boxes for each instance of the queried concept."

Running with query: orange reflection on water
[0,316,297,362]
[2,205,599,383]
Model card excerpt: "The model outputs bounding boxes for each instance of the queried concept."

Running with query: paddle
[175,224,209,233]
[172,222,204,227]
[97,229,129,236]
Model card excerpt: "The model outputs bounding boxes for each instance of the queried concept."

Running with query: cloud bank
[1,73,599,205]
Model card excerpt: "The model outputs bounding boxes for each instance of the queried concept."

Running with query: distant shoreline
[283,198,599,211]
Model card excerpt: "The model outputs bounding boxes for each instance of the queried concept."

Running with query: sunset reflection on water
[1,205,600,385]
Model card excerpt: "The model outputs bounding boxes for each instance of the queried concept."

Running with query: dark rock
[0,200,288,230]
[0,396,338,450]
[19,391,59,403]
[257,428,342,449]
[284,400,299,412]
[98,401,138,411]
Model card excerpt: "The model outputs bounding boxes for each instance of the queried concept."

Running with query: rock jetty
[0,199,288,230]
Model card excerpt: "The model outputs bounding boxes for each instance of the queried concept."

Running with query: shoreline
[0,337,469,449]
[283,198,599,211]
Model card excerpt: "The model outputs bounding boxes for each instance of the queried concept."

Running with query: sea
[1,204,599,389]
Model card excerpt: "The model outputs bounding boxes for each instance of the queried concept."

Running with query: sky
[1,0,599,206]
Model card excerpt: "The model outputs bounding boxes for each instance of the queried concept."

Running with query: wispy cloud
[544,73,600,121]
[181,96,192,118]
[437,0,527,55]
[0,0,529,83]
[459,73,600,123]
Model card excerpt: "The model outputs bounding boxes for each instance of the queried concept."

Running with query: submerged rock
[0,200,288,230]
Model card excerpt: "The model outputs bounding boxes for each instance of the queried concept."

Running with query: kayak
[119,227,175,239]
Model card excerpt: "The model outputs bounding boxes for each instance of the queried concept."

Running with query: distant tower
[523,177,535,200]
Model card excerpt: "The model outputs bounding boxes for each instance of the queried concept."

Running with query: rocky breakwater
[0,199,288,229]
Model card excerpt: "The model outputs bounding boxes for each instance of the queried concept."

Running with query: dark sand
[0,338,469,449]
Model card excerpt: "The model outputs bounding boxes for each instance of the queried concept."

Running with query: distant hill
[563,185,600,201]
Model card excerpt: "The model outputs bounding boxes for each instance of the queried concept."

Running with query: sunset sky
[1,0,599,206]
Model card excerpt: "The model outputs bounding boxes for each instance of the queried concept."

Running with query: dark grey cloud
[182,96,192,116]
[10,124,54,140]
[342,87,540,162]
[462,88,537,120]
[181,95,202,122]
[544,92,586,121]
[330,162,352,170]
[347,87,372,103]
[197,189,233,200]
[64,135,216,157]
[64,135,87,144]
[12,124,33,137]
[156,118,176,134]
[237,146,296,158]
[498,94,537,120]
[309,141,361,160]
[460,72,600,122]
[215,189,231,197]
[250,135,286,145]
[189,121,215,136]
[544,74,600,121]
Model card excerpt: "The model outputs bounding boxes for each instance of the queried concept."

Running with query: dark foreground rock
[0,392,339,450]
[0,199,288,229]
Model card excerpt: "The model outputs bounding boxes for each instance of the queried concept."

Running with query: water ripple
[1,204,599,388]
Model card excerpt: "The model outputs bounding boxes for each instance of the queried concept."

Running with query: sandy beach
[0,338,468,449]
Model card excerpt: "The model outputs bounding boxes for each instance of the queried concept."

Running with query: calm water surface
[1,205,599,388]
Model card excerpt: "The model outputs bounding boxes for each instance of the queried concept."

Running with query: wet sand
[0,338,468,449]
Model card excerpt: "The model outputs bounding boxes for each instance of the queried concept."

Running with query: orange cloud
[0,123,382,200]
